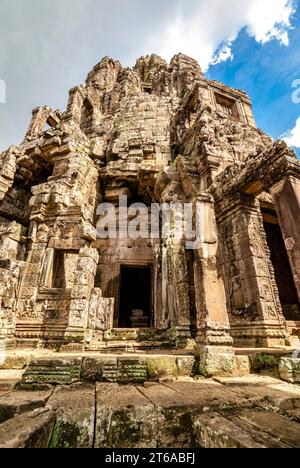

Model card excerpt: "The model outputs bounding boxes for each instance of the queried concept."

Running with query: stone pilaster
[194,195,234,376]
[216,194,288,348]
[65,246,99,345]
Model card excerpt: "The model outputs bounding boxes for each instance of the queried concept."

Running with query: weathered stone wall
[0,53,299,373]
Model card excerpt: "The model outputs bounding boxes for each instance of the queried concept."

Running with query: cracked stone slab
[230,411,300,448]
[47,383,95,448]
[0,388,53,424]
[95,383,157,448]
[227,381,300,411]
[0,408,55,448]
[193,412,292,448]
[138,381,255,448]
[140,380,251,411]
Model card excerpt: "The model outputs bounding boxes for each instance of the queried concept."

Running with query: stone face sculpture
[0,53,299,375]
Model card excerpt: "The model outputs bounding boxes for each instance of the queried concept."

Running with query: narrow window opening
[215,92,240,121]
[52,250,66,289]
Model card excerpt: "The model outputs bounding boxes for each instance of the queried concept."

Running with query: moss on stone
[49,420,81,449]
[161,409,199,448]
[108,411,141,448]
[251,354,280,376]
[137,328,157,341]
[192,352,207,377]
[147,357,178,380]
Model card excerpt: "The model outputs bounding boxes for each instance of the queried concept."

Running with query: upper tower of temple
[18,54,268,180]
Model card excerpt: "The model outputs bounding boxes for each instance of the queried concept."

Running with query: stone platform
[0,372,300,448]
[0,349,300,448]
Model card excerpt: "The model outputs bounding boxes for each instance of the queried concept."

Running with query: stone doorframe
[112,260,154,329]
[211,141,300,347]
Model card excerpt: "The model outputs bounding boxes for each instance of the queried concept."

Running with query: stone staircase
[85,328,192,353]
[16,355,195,386]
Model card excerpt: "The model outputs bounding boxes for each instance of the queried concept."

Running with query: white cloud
[282,117,300,148]
[149,0,296,70]
[211,45,234,66]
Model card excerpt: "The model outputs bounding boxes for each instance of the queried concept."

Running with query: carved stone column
[64,246,99,347]
[153,244,165,329]
[216,194,288,348]
[194,194,234,376]
[270,175,300,302]
[15,223,49,346]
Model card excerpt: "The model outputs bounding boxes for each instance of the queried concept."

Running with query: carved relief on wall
[36,223,49,243]
[229,263,246,317]
[17,298,42,321]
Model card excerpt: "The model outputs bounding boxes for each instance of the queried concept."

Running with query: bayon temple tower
[0,53,299,376]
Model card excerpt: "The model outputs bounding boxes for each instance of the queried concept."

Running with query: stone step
[1,379,300,448]
[0,408,55,448]
[0,388,53,424]
[20,358,82,386]
[193,411,300,448]
[279,357,300,384]
[0,370,25,392]
[17,355,196,386]
[93,382,300,448]
[47,383,95,448]
[86,340,172,352]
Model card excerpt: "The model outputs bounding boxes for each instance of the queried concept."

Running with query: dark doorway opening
[264,221,300,321]
[118,266,152,328]
[52,250,66,289]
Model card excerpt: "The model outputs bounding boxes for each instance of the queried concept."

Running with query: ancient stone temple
[0,53,299,376]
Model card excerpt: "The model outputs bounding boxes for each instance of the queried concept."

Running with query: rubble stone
[279,358,300,384]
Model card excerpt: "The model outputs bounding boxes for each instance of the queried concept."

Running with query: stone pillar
[270,175,300,302]
[15,222,49,345]
[64,86,85,125]
[85,288,115,347]
[0,222,25,345]
[153,244,165,329]
[217,194,288,348]
[158,200,193,345]
[0,260,22,344]
[0,147,18,202]
[64,246,99,347]
[167,243,192,347]
[25,106,52,140]
[194,194,234,376]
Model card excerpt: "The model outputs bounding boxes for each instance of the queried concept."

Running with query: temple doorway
[264,220,300,321]
[117,266,152,328]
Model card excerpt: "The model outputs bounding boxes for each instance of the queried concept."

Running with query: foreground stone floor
[0,370,300,448]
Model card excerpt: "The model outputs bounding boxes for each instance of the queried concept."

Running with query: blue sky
[0,0,299,156]
[207,6,300,157]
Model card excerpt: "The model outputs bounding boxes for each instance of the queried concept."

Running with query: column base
[230,323,290,348]
[62,327,85,351]
[195,345,235,377]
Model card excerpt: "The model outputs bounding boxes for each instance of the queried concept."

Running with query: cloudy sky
[0,0,299,155]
